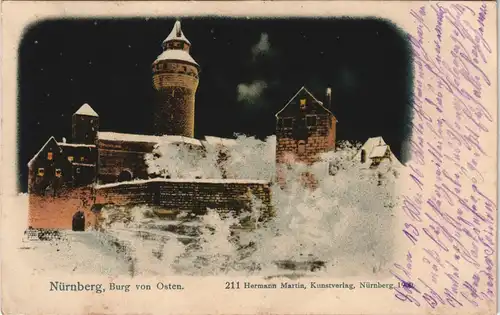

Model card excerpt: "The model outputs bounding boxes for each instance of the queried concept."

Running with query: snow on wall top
[95,177,270,189]
[156,135,204,147]
[74,103,98,117]
[98,131,204,147]
[98,132,160,143]
[72,163,96,167]
[163,20,191,45]
[203,136,239,147]
[155,49,199,66]
[58,143,96,148]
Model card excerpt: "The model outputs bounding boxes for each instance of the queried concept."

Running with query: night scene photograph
[16,17,412,278]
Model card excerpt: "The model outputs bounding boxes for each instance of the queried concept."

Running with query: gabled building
[27,137,98,195]
[275,86,338,165]
[354,136,402,168]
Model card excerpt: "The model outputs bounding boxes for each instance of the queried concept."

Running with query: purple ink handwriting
[393,3,495,309]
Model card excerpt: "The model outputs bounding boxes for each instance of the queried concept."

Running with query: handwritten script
[392,2,495,309]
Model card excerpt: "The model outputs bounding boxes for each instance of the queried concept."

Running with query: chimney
[325,87,332,111]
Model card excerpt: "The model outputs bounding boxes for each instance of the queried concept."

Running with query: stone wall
[152,61,199,137]
[98,139,156,183]
[95,179,273,218]
[276,115,336,165]
[28,186,98,230]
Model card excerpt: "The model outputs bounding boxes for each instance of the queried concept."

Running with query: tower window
[306,115,317,127]
[283,118,293,129]
[47,152,53,160]
[80,156,85,162]
[298,141,306,154]
[37,168,45,176]
[68,156,74,162]
[76,167,81,174]
[55,169,62,177]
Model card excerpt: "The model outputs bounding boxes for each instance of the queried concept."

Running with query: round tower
[152,20,200,137]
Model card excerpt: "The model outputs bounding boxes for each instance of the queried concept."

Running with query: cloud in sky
[251,33,271,58]
[237,80,268,105]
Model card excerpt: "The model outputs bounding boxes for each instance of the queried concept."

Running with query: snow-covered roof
[98,132,160,143]
[369,145,389,158]
[95,177,270,189]
[27,136,58,167]
[355,137,385,159]
[155,49,199,66]
[58,143,96,148]
[275,86,335,119]
[204,136,239,147]
[74,103,98,117]
[163,20,191,45]
[355,136,403,167]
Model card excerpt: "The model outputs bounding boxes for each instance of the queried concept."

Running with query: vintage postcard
[0,1,497,314]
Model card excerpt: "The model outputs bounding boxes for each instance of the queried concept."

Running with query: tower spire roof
[74,103,98,117]
[163,20,191,45]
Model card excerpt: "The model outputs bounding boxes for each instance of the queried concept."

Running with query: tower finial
[162,20,191,46]
[175,20,181,37]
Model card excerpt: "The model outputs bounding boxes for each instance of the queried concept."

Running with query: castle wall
[97,140,156,183]
[28,186,98,230]
[95,179,273,218]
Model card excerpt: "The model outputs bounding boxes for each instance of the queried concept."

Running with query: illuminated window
[76,168,81,174]
[80,157,85,162]
[55,169,62,177]
[37,168,45,176]
[298,141,306,154]
[300,99,307,110]
[67,156,74,162]
[283,118,293,129]
[306,115,317,127]
[47,152,53,160]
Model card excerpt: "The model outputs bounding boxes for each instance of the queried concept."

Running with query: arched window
[361,149,366,163]
[118,170,133,182]
[298,140,306,154]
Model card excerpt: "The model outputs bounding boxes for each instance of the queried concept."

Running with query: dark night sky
[18,17,413,192]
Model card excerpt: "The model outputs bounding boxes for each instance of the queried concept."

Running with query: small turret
[72,103,99,145]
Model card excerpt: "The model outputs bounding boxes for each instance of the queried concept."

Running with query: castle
[26,21,398,231]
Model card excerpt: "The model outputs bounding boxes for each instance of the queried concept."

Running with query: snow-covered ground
[16,231,132,276]
[7,138,405,279]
